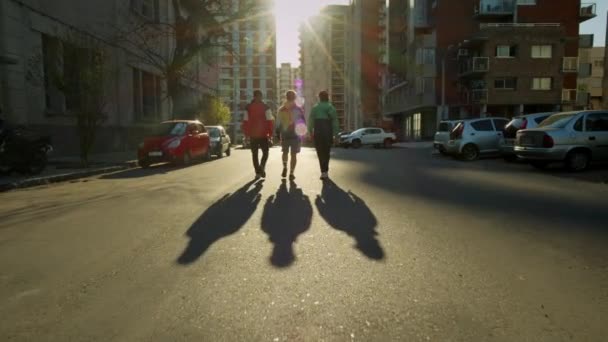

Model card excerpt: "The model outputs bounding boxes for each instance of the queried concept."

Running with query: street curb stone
[0,161,138,193]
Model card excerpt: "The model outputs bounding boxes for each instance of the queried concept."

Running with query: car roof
[460,117,508,122]
[515,112,557,119]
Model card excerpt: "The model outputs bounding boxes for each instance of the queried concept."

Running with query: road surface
[1,147,607,341]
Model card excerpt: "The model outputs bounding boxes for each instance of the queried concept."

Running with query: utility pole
[603,10,608,109]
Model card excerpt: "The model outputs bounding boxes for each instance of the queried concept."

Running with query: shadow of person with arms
[315,180,385,260]
[261,180,313,268]
[176,180,264,265]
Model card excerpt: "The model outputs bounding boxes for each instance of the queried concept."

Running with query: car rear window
[538,113,578,128]
[533,115,550,124]
[471,120,493,131]
[438,122,450,132]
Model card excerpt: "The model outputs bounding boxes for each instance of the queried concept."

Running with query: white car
[342,127,396,149]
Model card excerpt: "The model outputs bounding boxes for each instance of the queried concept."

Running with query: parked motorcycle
[0,121,53,175]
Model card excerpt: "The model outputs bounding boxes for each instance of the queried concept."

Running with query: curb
[0,161,139,193]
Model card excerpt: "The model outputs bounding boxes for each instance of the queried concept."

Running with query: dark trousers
[250,137,269,173]
[314,138,332,173]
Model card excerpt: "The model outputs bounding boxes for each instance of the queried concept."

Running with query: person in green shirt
[307,91,339,180]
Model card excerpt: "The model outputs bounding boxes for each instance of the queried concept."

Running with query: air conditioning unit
[458,49,469,57]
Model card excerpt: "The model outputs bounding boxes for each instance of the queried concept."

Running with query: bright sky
[274,0,350,67]
[580,2,607,47]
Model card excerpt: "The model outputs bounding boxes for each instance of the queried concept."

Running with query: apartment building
[217,0,276,141]
[299,5,352,130]
[578,46,604,109]
[276,62,294,104]
[350,0,391,129]
[0,0,219,156]
[384,0,596,141]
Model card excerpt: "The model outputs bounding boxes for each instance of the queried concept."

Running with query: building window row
[495,45,552,59]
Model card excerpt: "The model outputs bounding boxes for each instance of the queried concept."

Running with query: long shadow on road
[261,180,312,268]
[315,179,385,260]
[176,179,264,265]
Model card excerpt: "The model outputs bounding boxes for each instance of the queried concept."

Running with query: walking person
[277,90,306,181]
[307,91,339,180]
[242,90,274,179]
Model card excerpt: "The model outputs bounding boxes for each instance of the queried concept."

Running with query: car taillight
[542,134,554,148]
[520,118,528,130]
[450,125,464,140]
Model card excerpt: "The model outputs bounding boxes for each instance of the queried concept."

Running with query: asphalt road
[1,147,607,341]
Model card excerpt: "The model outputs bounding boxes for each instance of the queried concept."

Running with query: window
[517,0,536,4]
[133,68,161,120]
[131,0,159,21]
[531,45,552,58]
[413,113,422,140]
[594,60,603,68]
[493,119,508,131]
[533,115,551,124]
[253,79,260,88]
[494,77,517,90]
[42,35,64,113]
[532,77,552,90]
[585,113,608,132]
[423,48,435,65]
[573,117,584,131]
[496,45,516,58]
[471,120,494,131]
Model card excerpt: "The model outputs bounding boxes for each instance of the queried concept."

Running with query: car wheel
[216,147,224,159]
[182,151,192,166]
[226,147,231,156]
[139,159,151,168]
[461,144,479,161]
[565,150,590,172]
[203,148,211,161]
[530,160,549,170]
[383,138,393,149]
[439,149,449,156]
[352,139,362,149]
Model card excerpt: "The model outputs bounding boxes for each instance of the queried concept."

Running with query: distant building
[578,46,604,109]
[217,0,276,142]
[276,62,294,105]
[384,0,597,141]
[300,5,352,130]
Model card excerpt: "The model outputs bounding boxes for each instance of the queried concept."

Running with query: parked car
[446,117,509,161]
[207,125,231,158]
[336,131,351,147]
[0,121,53,175]
[515,110,608,171]
[434,120,460,155]
[342,127,396,148]
[137,120,210,168]
[500,112,556,161]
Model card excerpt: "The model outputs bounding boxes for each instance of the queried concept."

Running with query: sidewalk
[0,151,138,192]
[393,141,434,149]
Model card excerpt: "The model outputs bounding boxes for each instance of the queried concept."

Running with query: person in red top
[242,90,274,179]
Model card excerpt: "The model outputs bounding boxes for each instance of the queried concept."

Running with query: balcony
[562,89,577,103]
[459,57,489,77]
[474,0,514,19]
[580,3,597,22]
[579,34,594,48]
[472,89,488,104]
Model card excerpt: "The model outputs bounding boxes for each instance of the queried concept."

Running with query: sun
[273,0,325,26]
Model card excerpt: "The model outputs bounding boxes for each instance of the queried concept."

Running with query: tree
[196,94,231,125]
[115,0,257,117]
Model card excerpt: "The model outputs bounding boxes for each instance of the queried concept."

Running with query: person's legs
[250,138,261,175]
[289,139,300,180]
[281,139,289,178]
[315,138,330,177]
[259,138,269,176]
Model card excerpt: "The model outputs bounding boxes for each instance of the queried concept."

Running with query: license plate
[148,151,162,157]
[521,137,534,145]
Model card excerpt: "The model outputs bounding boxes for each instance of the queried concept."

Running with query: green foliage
[197,94,231,126]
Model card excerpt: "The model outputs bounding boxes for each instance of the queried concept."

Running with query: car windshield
[538,113,578,128]
[438,122,451,132]
[208,127,221,138]
[151,122,187,136]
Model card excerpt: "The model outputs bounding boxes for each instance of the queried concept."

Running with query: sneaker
[261,170,266,178]
[281,168,287,178]
[320,172,328,180]
[255,173,262,180]
[289,173,296,181]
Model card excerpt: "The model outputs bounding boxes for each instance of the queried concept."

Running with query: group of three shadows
[176,179,385,267]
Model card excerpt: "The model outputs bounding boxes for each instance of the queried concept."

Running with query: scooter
[0,123,53,175]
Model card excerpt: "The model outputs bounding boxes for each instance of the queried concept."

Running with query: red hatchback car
[137,120,211,168]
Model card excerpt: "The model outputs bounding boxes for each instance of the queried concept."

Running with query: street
[1,147,607,341]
